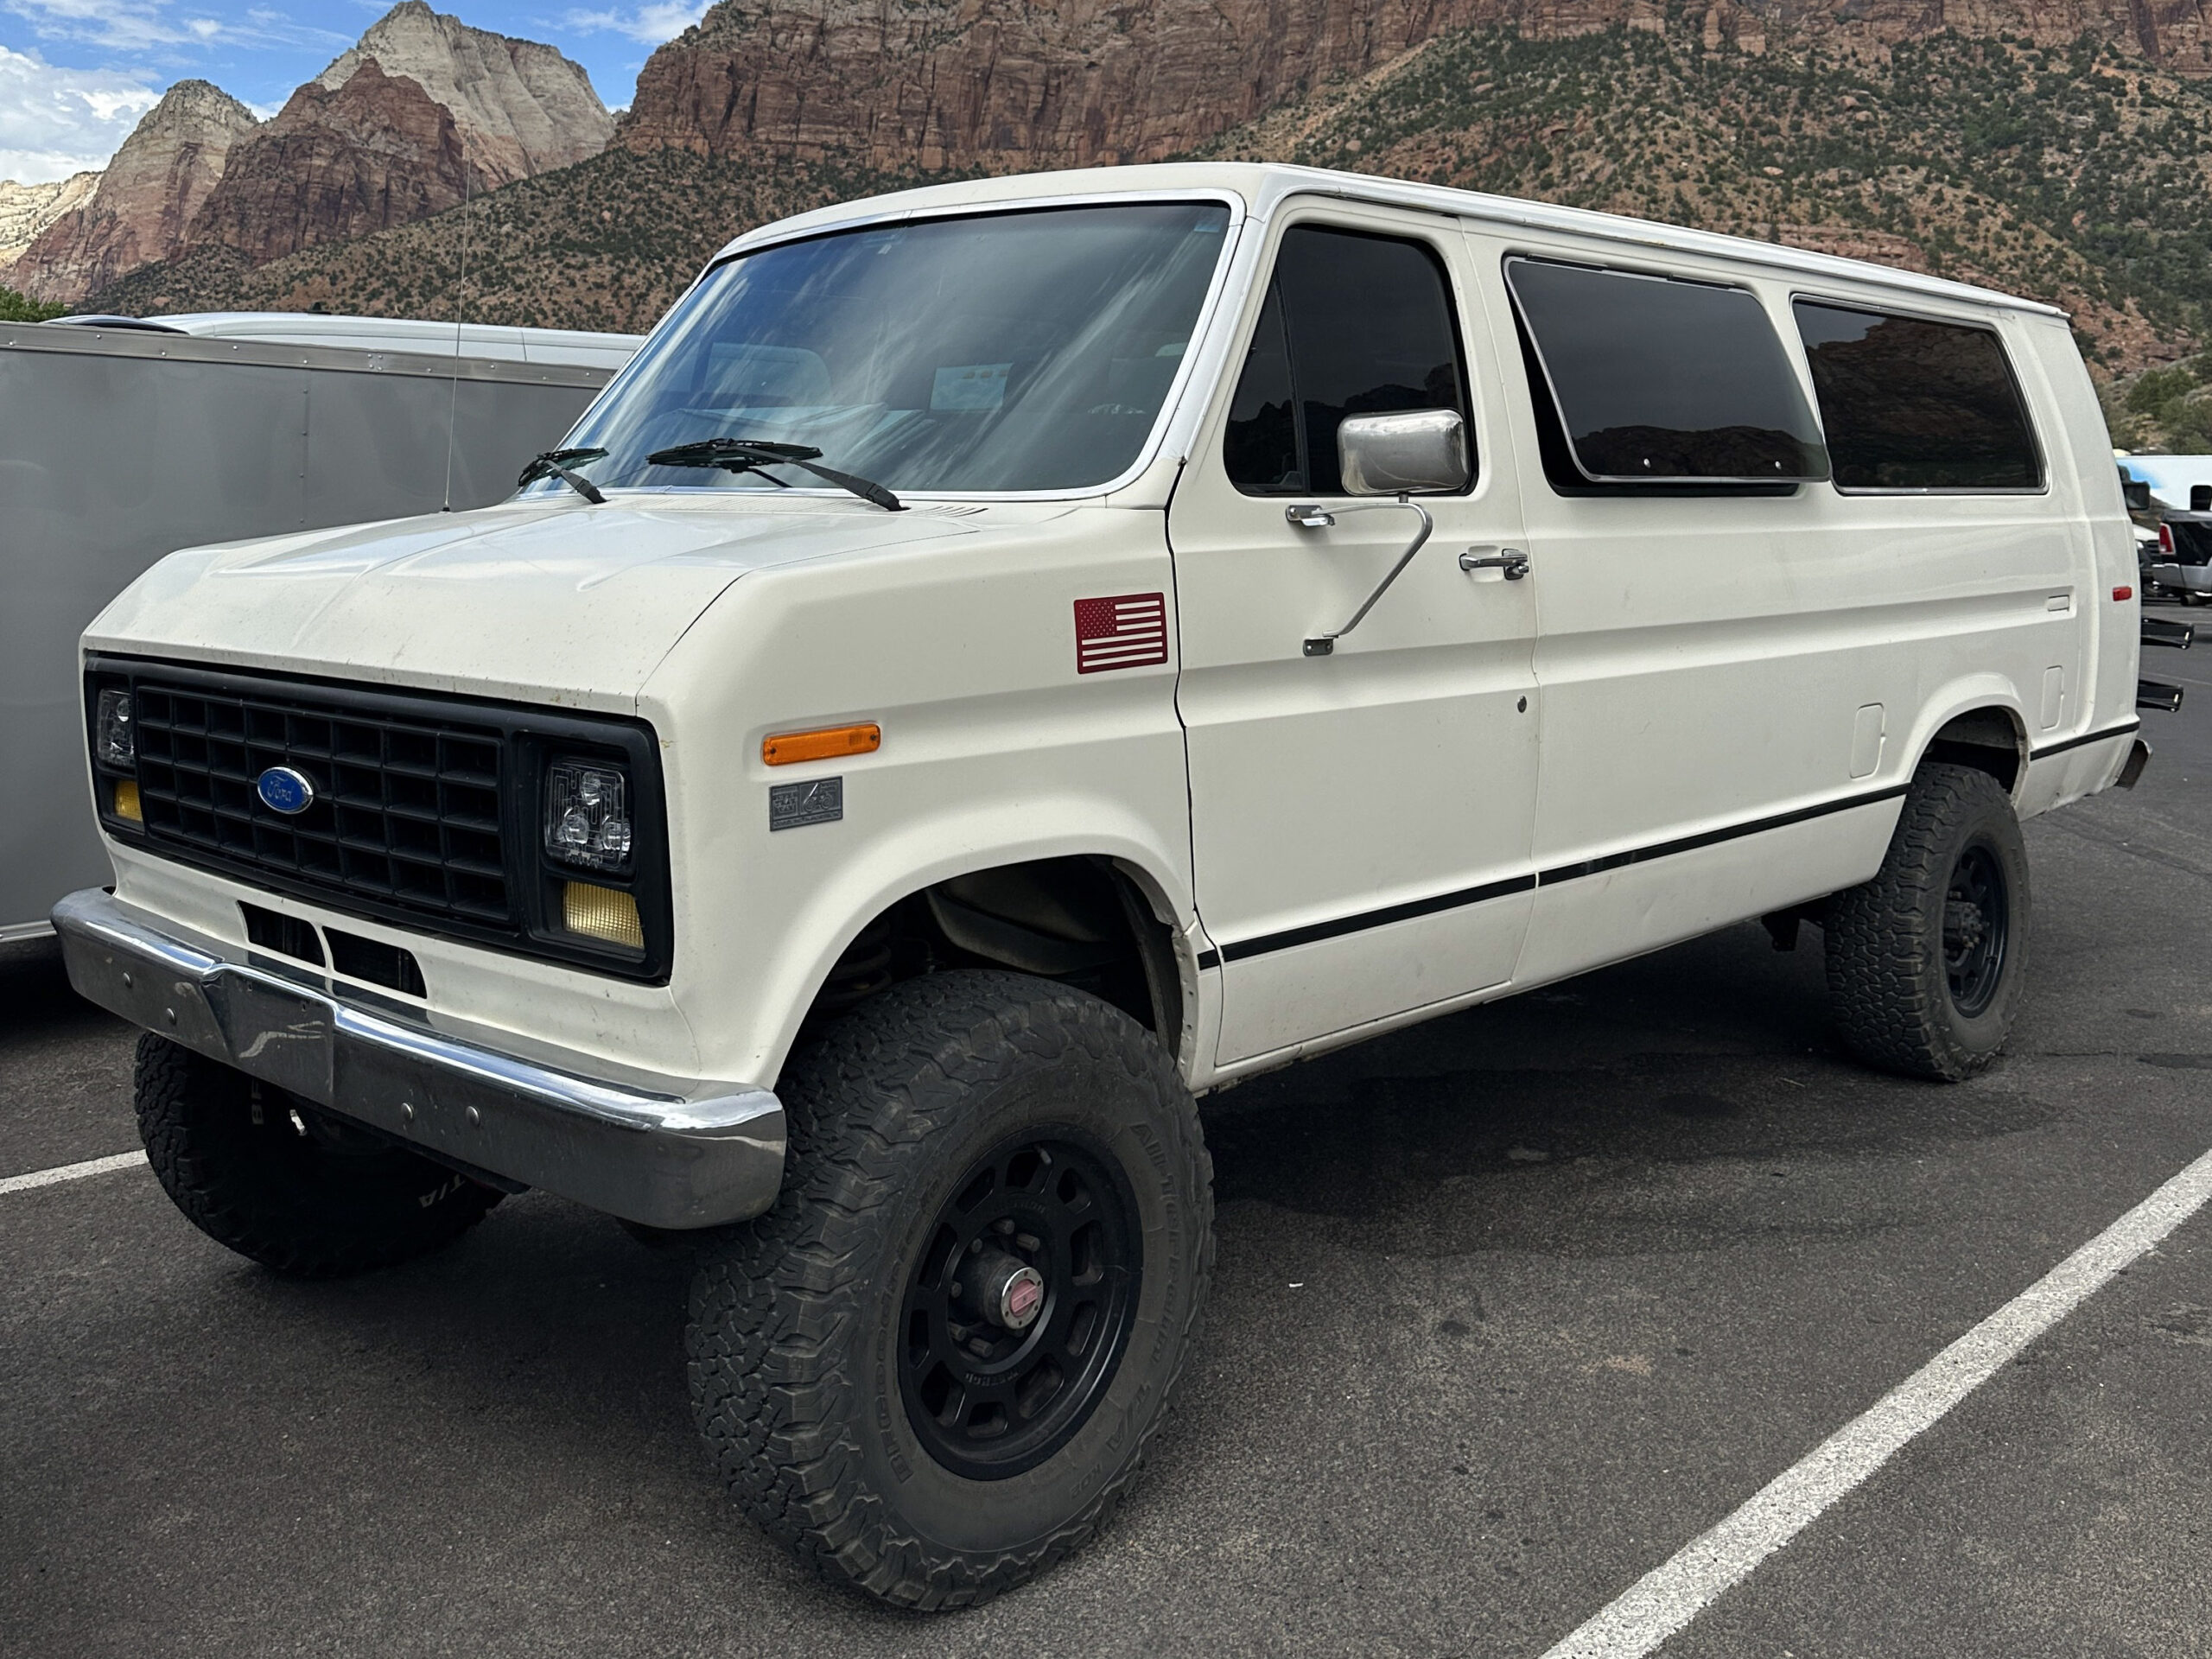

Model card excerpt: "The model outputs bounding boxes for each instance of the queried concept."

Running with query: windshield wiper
[518,447,607,505]
[645,439,905,512]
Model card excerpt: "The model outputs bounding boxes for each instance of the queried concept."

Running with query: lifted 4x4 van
[58,164,2150,1608]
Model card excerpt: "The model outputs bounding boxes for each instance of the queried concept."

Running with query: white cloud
[3,0,193,51]
[2,0,347,52]
[0,44,156,181]
[561,1,706,47]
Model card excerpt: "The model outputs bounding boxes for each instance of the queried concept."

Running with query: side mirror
[1338,410,1470,496]
[2193,484,2211,512]
[2120,474,2152,512]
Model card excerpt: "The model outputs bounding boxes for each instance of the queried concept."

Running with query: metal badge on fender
[770,776,843,831]
[1073,593,1168,674]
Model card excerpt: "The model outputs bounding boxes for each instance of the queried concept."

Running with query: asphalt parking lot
[5,605,2210,1658]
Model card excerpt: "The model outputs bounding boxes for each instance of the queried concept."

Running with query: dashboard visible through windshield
[541,201,1236,498]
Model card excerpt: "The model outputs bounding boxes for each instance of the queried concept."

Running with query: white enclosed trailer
[2,315,639,942]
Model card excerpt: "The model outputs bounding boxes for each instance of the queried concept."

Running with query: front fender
[739,797,1198,1088]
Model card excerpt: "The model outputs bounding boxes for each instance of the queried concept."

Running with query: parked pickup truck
[56,163,2148,1609]
[2149,488,2212,601]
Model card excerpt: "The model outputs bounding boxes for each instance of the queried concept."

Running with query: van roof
[713,162,2064,320]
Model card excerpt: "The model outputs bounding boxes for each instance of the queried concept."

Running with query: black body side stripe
[2029,718,2139,761]
[1209,780,1912,966]
[1218,874,1537,964]
[1534,781,1910,887]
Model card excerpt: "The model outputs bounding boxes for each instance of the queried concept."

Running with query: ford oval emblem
[256,766,316,816]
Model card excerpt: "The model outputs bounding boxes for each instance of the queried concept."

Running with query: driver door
[1168,203,1541,1067]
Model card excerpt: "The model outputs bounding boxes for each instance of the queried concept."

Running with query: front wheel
[135,1035,502,1276]
[1826,763,2031,1080]
[687,970,1212,1609]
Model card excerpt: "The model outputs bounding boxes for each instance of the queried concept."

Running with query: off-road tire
[135,1035,501,1276]
[688,970,1212,1610]
[1826,763,2032,1081]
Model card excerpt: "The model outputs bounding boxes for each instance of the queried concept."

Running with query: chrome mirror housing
[1338,409,1470,496]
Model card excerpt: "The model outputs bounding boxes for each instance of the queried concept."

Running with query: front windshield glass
[546,201,1234,497]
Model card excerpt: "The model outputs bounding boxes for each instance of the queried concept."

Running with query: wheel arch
[1901,682,2031,798]
[737,804,1198,1090]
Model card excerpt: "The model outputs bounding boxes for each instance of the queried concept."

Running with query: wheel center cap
[970,1250,1047,1332]
[998,1266,1045,1330]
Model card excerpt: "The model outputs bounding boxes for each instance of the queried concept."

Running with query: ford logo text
[256,766,316,816]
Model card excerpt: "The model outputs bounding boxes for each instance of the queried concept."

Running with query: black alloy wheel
[1942,841,2010,1018]
[901,1128,1141,1479]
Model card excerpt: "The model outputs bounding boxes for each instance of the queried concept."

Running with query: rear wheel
[134,1035,501,1277]
[1826,763,2031,1081]
[687,970,1211,1609]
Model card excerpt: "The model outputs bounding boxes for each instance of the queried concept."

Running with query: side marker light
[2114,585,2135,601]
[763,723,880,766]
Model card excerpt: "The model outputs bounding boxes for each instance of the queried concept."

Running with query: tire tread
[687,970,1212,1611]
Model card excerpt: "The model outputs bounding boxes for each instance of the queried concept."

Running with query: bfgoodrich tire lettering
[687,970,1213,1609]
[1826,762,2032,1081]
[134,1034,502,1277]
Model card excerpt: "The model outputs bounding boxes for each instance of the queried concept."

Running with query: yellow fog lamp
[563,881,644,950]
[111,779,143,823]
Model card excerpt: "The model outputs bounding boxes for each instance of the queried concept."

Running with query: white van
[54,164,2151,1608]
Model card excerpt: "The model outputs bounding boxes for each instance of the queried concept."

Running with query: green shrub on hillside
[0,285,67,323]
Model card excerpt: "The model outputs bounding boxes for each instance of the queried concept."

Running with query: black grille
[134,680,512,926]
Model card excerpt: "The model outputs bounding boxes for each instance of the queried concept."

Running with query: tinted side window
[1793,301,2042,491]
[1506,257,1828,484]
[1224,226,1471,496]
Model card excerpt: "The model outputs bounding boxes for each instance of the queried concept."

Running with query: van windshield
[540,202,1234,498]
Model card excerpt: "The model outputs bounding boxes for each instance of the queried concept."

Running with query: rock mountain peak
[6,3,611,304]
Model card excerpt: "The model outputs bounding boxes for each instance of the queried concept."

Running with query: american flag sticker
[1073,592,1170,675]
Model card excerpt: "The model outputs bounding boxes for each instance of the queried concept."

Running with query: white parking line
[0,1150,147,1196]
[1537,1145,2212,1659]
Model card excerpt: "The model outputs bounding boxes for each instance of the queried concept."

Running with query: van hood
[86,497,975,709]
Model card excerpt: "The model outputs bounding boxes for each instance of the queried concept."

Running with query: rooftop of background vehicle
[46,310,642,371]
[711,162,2064,321]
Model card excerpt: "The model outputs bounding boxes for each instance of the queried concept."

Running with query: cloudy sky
[0,0,707,184]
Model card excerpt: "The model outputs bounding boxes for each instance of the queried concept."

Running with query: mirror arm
[1289,494,1433,658]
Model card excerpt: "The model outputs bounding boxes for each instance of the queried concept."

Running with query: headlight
[96,688,135,767]
[543,760,632,873]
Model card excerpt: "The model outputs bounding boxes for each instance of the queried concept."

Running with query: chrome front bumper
[52,888,786,1229]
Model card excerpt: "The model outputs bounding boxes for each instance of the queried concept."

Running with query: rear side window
[1505,257,1828,486]
[1792,301,2042,491]
[1224,226,1471,496]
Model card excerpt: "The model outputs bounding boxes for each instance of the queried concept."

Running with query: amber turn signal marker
[112,779,143,823]
[763,722,880,766]
[563,881,644,950]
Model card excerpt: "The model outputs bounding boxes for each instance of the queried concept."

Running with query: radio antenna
[442,125,473,512]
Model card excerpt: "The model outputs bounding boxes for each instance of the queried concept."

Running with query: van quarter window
[1792,301,2044,492]
[1504,257,1829,486]
[1225,226,1473,496]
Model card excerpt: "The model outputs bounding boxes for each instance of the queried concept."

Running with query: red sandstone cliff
[10,4,611,304]
[616,0,2212,173]
[13,81,258,303]
[185,62,480,266]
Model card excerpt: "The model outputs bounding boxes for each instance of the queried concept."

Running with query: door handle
[1460,547,1530,580]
